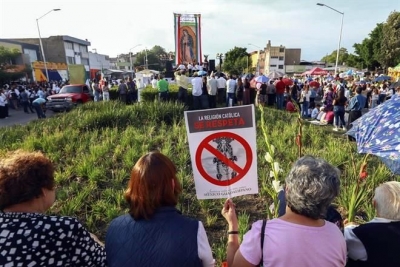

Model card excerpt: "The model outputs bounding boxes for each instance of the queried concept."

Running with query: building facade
[0,39,40,65]
[10,36,91,83]
[89,52,111,79]
[252,40,302,75]
[109,54,137,71]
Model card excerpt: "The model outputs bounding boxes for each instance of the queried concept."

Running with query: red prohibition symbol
[195,131,253,186]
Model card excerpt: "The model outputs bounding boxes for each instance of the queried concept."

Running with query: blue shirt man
[347,88,366,111]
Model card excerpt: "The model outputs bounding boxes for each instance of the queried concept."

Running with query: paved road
[0,108,55,128]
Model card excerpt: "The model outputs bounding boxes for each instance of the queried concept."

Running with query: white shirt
[0,93,5,107]
[178,64,186,70]
[207,78,218,95]
[3,91,9,104]
[187,63,193,70]
[226,79,236,94]
[301,90,312,102]
[151,79,158,89]
[345,217,397,262]
[217,77,226,89]
[195,65,203,71]
[345,89,350,99]
[197,222,215,267]
[191,77,203,96]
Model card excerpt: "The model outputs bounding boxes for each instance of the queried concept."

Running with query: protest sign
[184,105,258,199]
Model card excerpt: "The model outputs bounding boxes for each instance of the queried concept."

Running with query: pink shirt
[240,219,346,267]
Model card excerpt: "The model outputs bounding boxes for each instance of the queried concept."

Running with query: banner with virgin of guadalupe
[174,13,202,66]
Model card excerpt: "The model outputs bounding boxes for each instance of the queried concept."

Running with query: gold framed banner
[174,13,202,65]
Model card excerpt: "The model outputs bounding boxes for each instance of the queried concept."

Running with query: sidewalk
[0,108,55,128]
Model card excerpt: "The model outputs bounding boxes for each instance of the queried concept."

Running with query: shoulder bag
[259,219,267,266]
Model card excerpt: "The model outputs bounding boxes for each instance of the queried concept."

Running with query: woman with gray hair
[221,155,346,267]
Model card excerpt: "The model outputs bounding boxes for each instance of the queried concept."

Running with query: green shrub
[110,84,194,107]
[0,102,396,266]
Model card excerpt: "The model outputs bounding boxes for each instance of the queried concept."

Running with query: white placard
[184,105,258,199]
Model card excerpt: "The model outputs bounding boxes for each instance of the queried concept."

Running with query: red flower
[359,163,368,181]
[295,134,302,147]
[359,171,368,180]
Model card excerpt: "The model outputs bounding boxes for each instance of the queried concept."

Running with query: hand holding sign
[185,105,258,199]
[221,198,238,230]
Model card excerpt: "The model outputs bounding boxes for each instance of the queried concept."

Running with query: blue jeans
[301,101,309,117]
[276,94,284,110]
[32,102,46,119]
[333,106,346,127]
[94,91,100,102]
[226,92,235,107]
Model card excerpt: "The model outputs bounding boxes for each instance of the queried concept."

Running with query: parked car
[46,84,92,111]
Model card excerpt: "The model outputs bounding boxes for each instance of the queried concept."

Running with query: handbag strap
[259,219,267,266]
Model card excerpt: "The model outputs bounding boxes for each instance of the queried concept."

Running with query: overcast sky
[0,0,397,61]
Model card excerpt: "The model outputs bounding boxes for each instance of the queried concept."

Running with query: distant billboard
[174,13,202,65]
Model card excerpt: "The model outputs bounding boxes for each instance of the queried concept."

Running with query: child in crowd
[311,103,321,119]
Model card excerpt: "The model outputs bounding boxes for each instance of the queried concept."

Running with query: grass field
[0,101,397,264]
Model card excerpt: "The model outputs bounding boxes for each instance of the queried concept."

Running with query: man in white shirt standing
[187,62,193,76]
[177,62,186,71]
[207,74,218,108]
[191,72,203,110]
[226,75,236,107]
[195,62,203,72]
[216,75,227,105]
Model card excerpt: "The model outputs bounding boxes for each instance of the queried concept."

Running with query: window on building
[279,56,284,61]
[79,45,87,53]
[279,47,285,53]
[81,58,89,65]
[271,56,278,59]
[64,42,73,50]
[67,56,75,64]
[270,64,277,67]
[278,65,284,69]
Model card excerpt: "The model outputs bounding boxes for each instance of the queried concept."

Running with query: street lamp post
[248,43,262,75]
[36,9,61,81]
[129,44,142,76]
[144,47,148,70]
[317,3,344,76]
[216,53,224,72]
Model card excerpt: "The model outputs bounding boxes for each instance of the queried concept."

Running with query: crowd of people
[1,150,399,266]
[0,81,67,119]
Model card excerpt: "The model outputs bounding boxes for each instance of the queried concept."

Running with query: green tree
[134,45,169,71]
[320,47,351,65]
[0,46,25,83]
[353,23,383,70]
[223,47,250,75]
[379,11,400,68]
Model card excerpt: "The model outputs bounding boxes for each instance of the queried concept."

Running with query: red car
[46,84,92,111]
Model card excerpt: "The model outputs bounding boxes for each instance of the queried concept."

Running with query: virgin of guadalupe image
[181,29,195,64]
